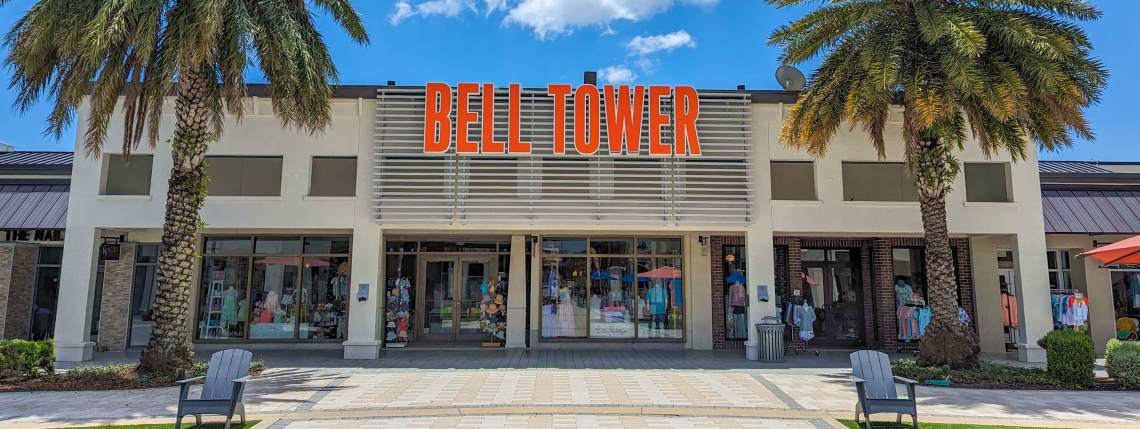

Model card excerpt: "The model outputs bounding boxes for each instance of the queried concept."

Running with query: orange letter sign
[604,85,645,154]
[481,83,505,154]
[507,84,531,154]
[424,83,452,153]
[455,83,479,154]
[548,84,572,154]
[575,84,602,155]
[674,86,700,155]
[648,85,672,156]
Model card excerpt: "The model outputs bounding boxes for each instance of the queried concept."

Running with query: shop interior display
[386,276,412,347]
[479,275,507,345]
[1051,290,1089,331]
[894,276,928,355]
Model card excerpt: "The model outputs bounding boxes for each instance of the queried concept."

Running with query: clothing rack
[896,303,926,357]
[784,297,819,356]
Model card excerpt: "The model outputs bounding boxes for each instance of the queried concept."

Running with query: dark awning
[1042,190,1140,234]
[0,184,69,230]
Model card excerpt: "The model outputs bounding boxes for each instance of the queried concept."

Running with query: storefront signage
[423,83,701,156]
[590,322,636,338]
[1,229,64,242]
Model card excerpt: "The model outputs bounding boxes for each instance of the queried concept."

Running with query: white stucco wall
[53,92,1051,361]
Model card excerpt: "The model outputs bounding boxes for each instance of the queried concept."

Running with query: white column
[1012,232,1050,362]
[505,234,527,348]
[54,227,100,361]
[687,234,713,350]
[744,225,776,360]
[970,236,1006,354]
[343,223,382,359]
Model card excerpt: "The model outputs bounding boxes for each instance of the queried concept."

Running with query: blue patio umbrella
[591,271,619,281]
[726,272,747,284]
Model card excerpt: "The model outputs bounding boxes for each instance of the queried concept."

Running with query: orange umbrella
[1077,234,1140,265]
[801,272,820,285]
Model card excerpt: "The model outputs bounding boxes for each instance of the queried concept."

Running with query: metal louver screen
[374,87,753,225]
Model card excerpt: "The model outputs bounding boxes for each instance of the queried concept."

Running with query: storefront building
[51,78,1053,362]
[0,148,71,343]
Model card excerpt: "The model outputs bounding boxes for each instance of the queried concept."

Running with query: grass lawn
[837,420,1066,429]
[52,422,259,429]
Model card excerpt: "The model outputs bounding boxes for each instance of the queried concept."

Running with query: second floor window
[204,156,283,197]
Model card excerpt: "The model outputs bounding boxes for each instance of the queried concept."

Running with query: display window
[724,245,747,341]
[1110,270,1140,341]
[540,237,684,341]
[197,235,351,341]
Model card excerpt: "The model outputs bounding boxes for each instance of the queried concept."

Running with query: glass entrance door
[801,252,864,347]
[419,257,495,340]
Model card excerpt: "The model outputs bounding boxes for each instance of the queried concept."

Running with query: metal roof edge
[1040,172,1140,184]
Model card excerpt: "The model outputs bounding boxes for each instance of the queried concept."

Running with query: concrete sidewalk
[5,349,1138,429]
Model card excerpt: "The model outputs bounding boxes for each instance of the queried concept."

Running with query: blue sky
[0,0,1137,161]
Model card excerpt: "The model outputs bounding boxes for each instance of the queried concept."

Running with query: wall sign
[423,83,702,156]
[1,229,64,242]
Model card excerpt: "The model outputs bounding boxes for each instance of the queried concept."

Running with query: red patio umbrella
[1077,234,1140,265]
[638,266,682,279]
[255,256,330,267]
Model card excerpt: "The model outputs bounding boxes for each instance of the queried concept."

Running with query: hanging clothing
[557,288,576,336]
[647,285,669,315]
[542,304,557,338]
[221,288,240,326]
[1001,293,1019,328]
[895,281,914,307]
[958,307,971,325]
[916,308,932,336]
[729,283,746,307]
[1130,274,1140,296]
[332,276,348,300]
[796,304,816,341]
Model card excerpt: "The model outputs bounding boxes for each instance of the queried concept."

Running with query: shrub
[65,363,135,381]
[1036,330,1095,388]
[892,359,1057,387]
[1106,339,1140,366]
[1105,340,1140,390]
[0,339,54,378]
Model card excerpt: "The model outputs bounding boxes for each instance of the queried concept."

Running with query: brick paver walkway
[3,349,1139,428]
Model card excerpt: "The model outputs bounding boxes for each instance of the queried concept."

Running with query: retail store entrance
[800,248,865,347]
[418,256,498,341]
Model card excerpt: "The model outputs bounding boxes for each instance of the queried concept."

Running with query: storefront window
[541,256,587,338]
[589,257,634,339]
[892,248,926,306]
[31,246,62,340]
[129,245,159,347]
[199,257,250,340]
[1047,250,1073,290]
[539,237,685,341]
[197,235,350,341]
[298,257,349,339]
[1111,271,1140,324]
[637,257,683,339]
[724,245,747,340]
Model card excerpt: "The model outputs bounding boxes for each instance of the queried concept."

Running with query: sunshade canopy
[1077,234,1140,266]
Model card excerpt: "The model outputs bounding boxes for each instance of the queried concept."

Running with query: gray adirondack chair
[175,349,254,429]
[849,350,919,429]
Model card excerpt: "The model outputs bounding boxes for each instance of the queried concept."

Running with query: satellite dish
[775,65,806,91]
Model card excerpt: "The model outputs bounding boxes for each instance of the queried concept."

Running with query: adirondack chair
[849,350,919,429]
[175,349,254,429]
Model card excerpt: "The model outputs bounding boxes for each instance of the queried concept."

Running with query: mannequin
[729,282,747,338]
[557,286,576,336]
[647,282,668,330]
[894,276,914,308]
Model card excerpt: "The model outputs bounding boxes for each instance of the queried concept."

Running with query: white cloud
[627,30,695,55]
[504,0,719,39]
[599,65,637,84]
[633,57,657,72]
[389,0,719,39]
[390,0,478,25]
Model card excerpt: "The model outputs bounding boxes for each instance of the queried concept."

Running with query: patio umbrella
[639,266,682,279]
[726,272,747,284]
[801,272,820,285]
[590,271,619,281]
[1077,234,1140,266]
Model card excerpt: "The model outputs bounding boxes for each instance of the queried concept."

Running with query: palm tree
[3,0,369,373]
[766,0,1106,369]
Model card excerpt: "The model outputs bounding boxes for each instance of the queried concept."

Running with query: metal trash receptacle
[755,322,786,362]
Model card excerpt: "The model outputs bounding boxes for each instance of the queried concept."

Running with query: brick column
[710,236,746,350]
[953,239,977,331]
[860,245,874,346]
[872,238,897,351]
[96,244,136,352]
[0,245,39,340]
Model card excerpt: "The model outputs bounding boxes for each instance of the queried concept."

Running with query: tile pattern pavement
[272,415,829,429]
[6,349,1140,427]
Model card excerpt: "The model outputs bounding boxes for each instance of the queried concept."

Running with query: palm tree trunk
[911,138,981,370]
[139,64,212,374]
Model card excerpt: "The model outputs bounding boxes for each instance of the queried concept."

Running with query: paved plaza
[2,349,1139,429]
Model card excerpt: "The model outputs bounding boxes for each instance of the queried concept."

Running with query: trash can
[755,322,786,362]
